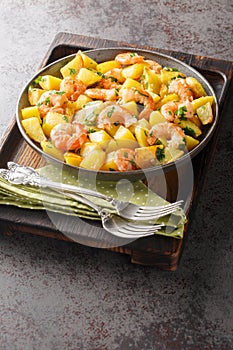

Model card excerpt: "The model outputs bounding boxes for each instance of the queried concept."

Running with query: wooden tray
[0,33,232,270]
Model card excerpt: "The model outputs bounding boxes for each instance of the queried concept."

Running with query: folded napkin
[0,164,187,239]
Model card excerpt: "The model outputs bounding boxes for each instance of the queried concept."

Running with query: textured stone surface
[0,1,233,349]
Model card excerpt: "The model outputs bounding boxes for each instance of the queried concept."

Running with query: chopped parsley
[97,71,106,78]
[109,76,118,82]
[175,106,187,120]
[171,74,185,80]
[34,75,44,84]
[156,147,165,162]
[115,87,120,96]
[129,159,136,167]
[55,91,65,95]
[135,88,148,98]
[69,68,76,75]
[155,139,163,145]
[164,67,179,72]
[183,127,195,137]
[62,115,69,122]
[45,97,50,105]
[107,106,115,118]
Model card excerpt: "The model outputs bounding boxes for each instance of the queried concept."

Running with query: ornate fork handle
[0,162,121,206]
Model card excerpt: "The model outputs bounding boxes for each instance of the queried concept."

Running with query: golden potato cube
[186,77,206,98]
[42,111,69,138]
[149,111,167,126]
[137,118,151,129]
[79,51,98,69]
[146,90,161,103]
[64,152,83,166]
[121,78,142,90]
[41,140,64,161]
[188,115,202,128]
[21,106,41,123]
[196,102,213,124]
[22,117,46,143]
[105,139,118,153]
[122,63,148,80]
[89,130,112,149]
[75,94,92,110]
[65,101,79,117]
[80,142,102,157]
[28,88,46,105]
[142,66,161,94]
[160,69,185,84]
[121,101,138,116]
[114,125,138,149]
[175,118,202,138]
[105,124,120,137]
[101,151,118,171]
[134,125,149,147]
[80,149,106,170]
[60,52,84,78]
[38,75,62,91]
[163,148,184,164]
[184,135,200,151]
[156,93,179,108]
[96,60,121,74]
[77,68,102,86]
[191,96,214,112]
[135,145,161,168]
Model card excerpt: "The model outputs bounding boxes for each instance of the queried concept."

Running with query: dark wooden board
[0,33,232,270]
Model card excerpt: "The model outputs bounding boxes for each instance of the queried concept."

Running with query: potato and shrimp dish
[20,50,215,172]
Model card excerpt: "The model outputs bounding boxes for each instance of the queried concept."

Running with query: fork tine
[137,200,183,212]
[133,208,180,220]
[118,224,163,235]
[110,231,156,239]
[115,228,158,238]
[126,223,163,231]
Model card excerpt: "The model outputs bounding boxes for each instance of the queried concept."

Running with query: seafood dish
[18,49,217,174]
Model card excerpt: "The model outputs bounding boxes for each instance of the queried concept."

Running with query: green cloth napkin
[0,165,186,239]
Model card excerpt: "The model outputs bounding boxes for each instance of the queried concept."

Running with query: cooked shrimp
[50,121,87,151]
[114,148,136,172]
[168,78,193,102]
[99,68,125,89]
[120,87,156,110]
[115,52,144,65]
[145,59,162,73]
[38,90,68,117]
[85,88,119,101]
[96,103,137,129]
[177,100,194,119]
[147,122,185,149]
[60,77,86,101]
[161,101,179,122]
[105,68,125,83]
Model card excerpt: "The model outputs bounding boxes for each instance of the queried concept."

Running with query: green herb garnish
[69,68,76,75]
[156,147,165,162]
[183,127,195,137]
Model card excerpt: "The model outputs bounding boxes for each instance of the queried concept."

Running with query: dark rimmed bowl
[16,47,219,181]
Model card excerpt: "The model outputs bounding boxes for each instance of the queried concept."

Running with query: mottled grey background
[0,1,233,349]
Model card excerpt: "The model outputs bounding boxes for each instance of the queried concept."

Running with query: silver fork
[57,190,164,239]
[0,162,183,221]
